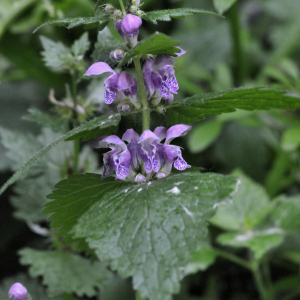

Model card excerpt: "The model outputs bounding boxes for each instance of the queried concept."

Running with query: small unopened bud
[157,173,166,179]
[9,283,27,300]
[130,5,138,14]
[136,9,143,17]
[105,4,116,14]
[114,9,123,18]
[122,104,131,112]
[135,173,146,184]
[110,49,125,61]
[132,0,141,5]
[165,94,174,104]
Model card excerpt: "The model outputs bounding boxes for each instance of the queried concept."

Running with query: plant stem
[119,0,126,15]
[228,2,246,86]
[133,57,150,131]
[252,265,269,300]
[214,249,252,270]
[71,71,79,174]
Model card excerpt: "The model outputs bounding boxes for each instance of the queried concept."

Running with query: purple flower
[8,283,27,300]
[117,72,140,109]
[115,14,142,47]
[90,135,133,180]
[160,124,191,176]
[84,62,119,105]
[143,48,186,104]
[91,124,191,182]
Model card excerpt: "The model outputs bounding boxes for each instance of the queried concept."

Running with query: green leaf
[57,172,237,300]
[165,87,300,126]
[71,32,90,57]
[143,8,223,24]
[281,126,300,151]
[271,195,300,230]
[92,28,124,66]
[19,248,111,298]
[0,113,121,196]
[33,15,109,33]
[118,33,181,67]
[22,107,67,133]
[188,120,222,153]
[210,170,271,231]
[184,246,217,275]
[45,176,125,235]
[212,0,238,14]
[217,231,283,260]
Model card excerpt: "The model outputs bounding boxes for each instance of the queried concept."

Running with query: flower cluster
[8,283,27,300]
[90,124,191,183]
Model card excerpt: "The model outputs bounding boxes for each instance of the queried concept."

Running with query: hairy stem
[119,0,126,15]
[229,2,246,86]
[71,72,80,174]
[133,57,150,131]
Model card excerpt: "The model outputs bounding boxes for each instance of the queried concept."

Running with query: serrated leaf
[143,8,223,24]
[213,0,238,14]
[40,36,70,71]
[210,170,271,232]
[33,16,110,33]
[22,107,67,133]
[188,120,222,153]
[271,195,300,230]
[0,113,121,196]
[165,87,300,126]
[184,246,217,275]
[92,28,124,66]
[118,33,181,67]
[19,248,111,298]
[71,32,90,57]
[45,176,126,235]
[54,172,237,300]
[217,230,283,260]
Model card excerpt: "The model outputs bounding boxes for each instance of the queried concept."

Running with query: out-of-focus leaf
[210,170,271,231]
[19,248,111,298]
[184,246,217,275]
[71,32,90,57]
[0,113,121,196]
[212,0,238,14]
[188,120,222,153]
[58,172,236,300]
[165,87,300,126]
[0,0,37,38]
[22,108,67,133]
[143,8,223,24]
[281,126,300,151]
[118,33,181,66]
[271,195,300,230]
[217,230,283,260]
[33,15,110,33]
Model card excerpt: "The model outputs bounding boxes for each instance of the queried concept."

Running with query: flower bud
[132,0,141,5]
[121,14,142,37]
[8,283,27,300]
[110,49,125,62]
[157,173,166,179]
[114,9,123,18]
[129,5,138,14]
[135,173,146,184]
[122,104,131,112]
[105,4,116,14]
